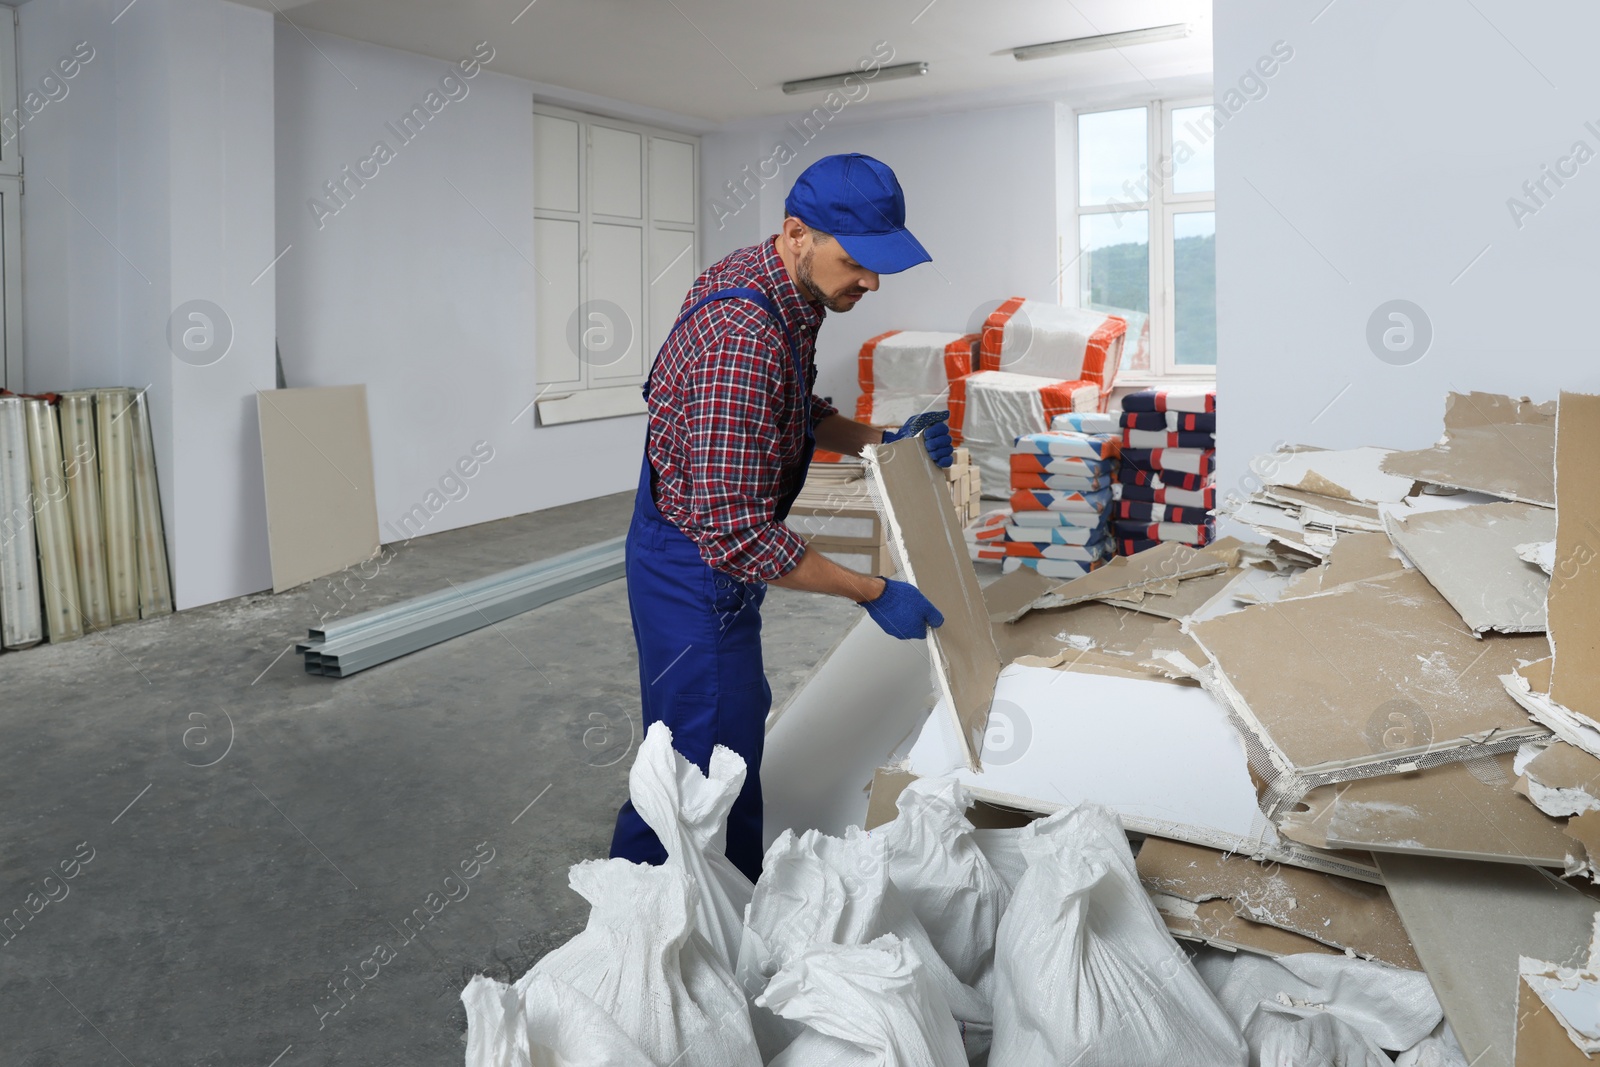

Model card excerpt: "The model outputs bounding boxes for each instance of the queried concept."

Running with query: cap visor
[836,228,932,275]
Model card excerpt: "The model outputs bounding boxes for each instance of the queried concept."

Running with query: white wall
[1214,0,1600,494]
[20,0,276,610]
[275,28,654,545]
[700,103,1063,414]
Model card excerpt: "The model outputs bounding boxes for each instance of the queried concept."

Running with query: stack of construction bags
[948,297,1126,499]
[853,330,979,428]
[1111,387,1217,554]
[991,415,1118,579]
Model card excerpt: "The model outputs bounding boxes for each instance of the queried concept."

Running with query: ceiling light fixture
[782,61,929,95]
[1012,23,1192,62]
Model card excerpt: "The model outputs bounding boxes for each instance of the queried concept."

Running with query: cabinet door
[534,217,582,386]
[590,125,642,219]
[587,222,644,381]
[649,137,695,225]
[533,114,580,213]
[648,229,695,358]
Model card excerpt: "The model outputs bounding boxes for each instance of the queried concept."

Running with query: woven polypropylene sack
[510,859,759,1067]
[881,777,1010,989]
[760,936,968,1067]
[988,804,1247,1066]
[628,721,753,970]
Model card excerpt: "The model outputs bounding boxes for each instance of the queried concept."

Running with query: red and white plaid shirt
[646,238,838,582]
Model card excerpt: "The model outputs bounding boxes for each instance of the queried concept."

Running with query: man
[609,153,951,881]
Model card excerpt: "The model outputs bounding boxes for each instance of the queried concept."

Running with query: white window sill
[536,384,648,426]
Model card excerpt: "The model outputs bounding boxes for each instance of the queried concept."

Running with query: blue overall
[610,286,814,883]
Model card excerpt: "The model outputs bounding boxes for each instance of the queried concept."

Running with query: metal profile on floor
[297,536,626,678]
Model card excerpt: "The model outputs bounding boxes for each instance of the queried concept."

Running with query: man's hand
[882,410,954,468]
[862,577,944,640]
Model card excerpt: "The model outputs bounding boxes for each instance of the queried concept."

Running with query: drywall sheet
[257,386,380,593]
[1263,485,1385,529]
[1377,852,1600,1067]
[1386,501,1554,633]
[1136,836,1418,969]
[863,764,919,831]
[1012,644,1195,683]
[1022,539,1228,617]
[866,439,1000,769]
[1521,917,1600,1057]
[1550,391,1600,722]
[1382,391,1558,507]
[982,564,1060,624]
[1190,567,1551,783]
[1263,445,1417,504]
[1516,968,1596,1067]
[904,663,1271,851]
[1280,531,1405,600]
[1505,659,1600,760]
[1115,568,1238,621]
[1150,894,1343,959]
[1519,742,1600,818]
[762,616,935,847]
[994,599,1203,667]
[1276,753,1573,867]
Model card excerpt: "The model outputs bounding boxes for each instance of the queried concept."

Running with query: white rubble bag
[629,721,754,970]
[988,803,1248,1066]
[462,974,531,1067]
[967,826,1028,895]
[881,777,1011,989]
[759,936,969,1067]
[735,826,990,1062]
[1194,949,1444,1063]
[1395,1021,1470,1067]
[509,858,760,1067]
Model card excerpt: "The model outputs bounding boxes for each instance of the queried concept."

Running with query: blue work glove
[862,577,945,640]
[883,410,954,468]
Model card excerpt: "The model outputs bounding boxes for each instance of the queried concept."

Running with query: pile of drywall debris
[871,389,1600,1067]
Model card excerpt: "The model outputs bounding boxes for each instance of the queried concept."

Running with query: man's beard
[797,246,862,313]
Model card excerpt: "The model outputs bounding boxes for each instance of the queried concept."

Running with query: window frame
[531,103,699,421]
[1068,96,1216,384]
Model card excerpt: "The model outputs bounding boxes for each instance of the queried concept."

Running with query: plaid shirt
[646,238,838,582]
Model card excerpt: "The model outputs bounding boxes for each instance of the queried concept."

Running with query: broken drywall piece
[1503,658,1600,760]
[1262,486,1386,529]
[1518,539,1556,575]
[1377,852,1600,1067]
[1520,915,1600,1056]
[866,439,1001,770]
[1516,967,1597,1067]
[1382,391,1558,507]
[1550,391,1600,726]
[1563,811,1600,883]
[1112,568,1239,621]
[1279,532,1406,601]
[981,564,1061,624]
[993,597,1204,666]
[1383,501,1555,634]
[1275,752,1572,867]
[1151,893,1344,960]
[1007,540,1229,619]
[1135,836,1419,969]
[1189,567,1551,816]
[1263,445,1417,504]
[1519,742,1600,818]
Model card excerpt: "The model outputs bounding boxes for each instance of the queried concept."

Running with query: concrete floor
[0,491,858,1066]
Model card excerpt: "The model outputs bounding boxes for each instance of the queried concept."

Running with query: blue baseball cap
[784,153,932,275]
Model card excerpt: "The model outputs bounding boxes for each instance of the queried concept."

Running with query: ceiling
[245,0,1213,125]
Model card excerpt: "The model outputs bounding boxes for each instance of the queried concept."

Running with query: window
[532,104,697,423]
[1071,100,1216,380]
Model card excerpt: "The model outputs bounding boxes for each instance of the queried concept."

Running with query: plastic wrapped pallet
[855,330,978,426]
[979,297,1127,408]
[988,803,1247,1066]
[760,937,969,1067]
[505,858,761,1067]
[950,371,1097,496]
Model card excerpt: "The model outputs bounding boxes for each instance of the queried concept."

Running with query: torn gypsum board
[1383,501,1555,634]
[991,539,1229,622]
[1517,741,1600,817]
[993,599,1204,664]
[1550,391,1600,722]
[1135,835,1420,969]
[1274,751,1573,868]
[865,438,1001,770]
[298,538,626,677]
[1261,445,1417,505]
[1150,894,1347,960]
[1502,659,1600,760]
[1259,485,1385,528]
[1375,851,1600,1067]
[1185,566,1552,816]
[1516,965,1597,1067]
[1107,567,1240,621]
[1381,391,1557,507]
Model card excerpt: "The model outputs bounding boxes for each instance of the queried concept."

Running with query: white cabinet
[532,105,698,409]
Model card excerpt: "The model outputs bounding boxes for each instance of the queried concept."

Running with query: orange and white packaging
[854,330,979,426]
[949,370,1099,498]
[979,298,1127,409]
